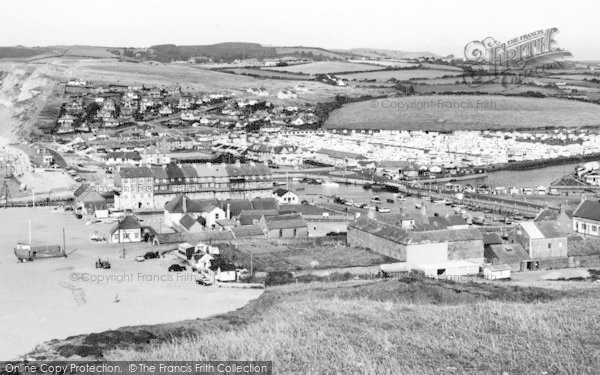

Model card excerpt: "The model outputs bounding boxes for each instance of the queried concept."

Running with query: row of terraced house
[113,162,273,210]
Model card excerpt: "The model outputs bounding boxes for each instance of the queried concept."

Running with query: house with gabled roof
[163,194,226,230]
[259,213,308,238]
[73,184,107,214]
[516,221,568,259]
[272,188,299,204]
[348,216,484,265]
[109,215,142,243]
[572,199,600,237]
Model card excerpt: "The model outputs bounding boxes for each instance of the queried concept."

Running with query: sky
[2,0,600,59]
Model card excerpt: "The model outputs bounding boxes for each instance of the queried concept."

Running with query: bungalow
[483,264,511,280]
[277,90,297,100]
[109,215,142,243]
[105,151,142,166]
[572,199,600,237]
[273,189,299,205]
[247,87,269,96]
[73,184,107,214]
[57,114,76,128]
[271,145,303,166]
[210,262,237,282]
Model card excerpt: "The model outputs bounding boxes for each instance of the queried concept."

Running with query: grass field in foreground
[106,278,600,374]
[324,95,600,131]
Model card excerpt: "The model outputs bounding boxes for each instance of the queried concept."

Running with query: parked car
[134,255,145,262]
[168,264,186,272]
[95,259,111,269]
[144,251,160,259]
[196,275,213,286]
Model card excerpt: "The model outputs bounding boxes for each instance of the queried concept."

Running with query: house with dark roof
[179,214,204,233]
[572,199,600,237]
[109,215,142,243]
[164,194,226,230]
[515,221,568,259]
[230,225,265,239]
[238,209,280,226]
[535,206,573,235]
[272,188,299,204]
[73,184,107,214]
[259,213,308,238]
[484,243,530,271]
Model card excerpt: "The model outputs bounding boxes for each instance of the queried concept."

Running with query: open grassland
[0,47,51,60]
[107,278,600,374]
[63,59,390,103]
[325,95,600,131]
[265,61,383,74]
[340,69,462,81]
[221,67,312,80]
[413,82,562,95]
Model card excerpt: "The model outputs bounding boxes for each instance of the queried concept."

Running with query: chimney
[420,204,427,218]
[226,203,231,219]
[182,195,187,213]
[235,159,241,167]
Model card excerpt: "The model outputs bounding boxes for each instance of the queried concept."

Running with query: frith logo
[464,27,571,68]
[462,28,572,88]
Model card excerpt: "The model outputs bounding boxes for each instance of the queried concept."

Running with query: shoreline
[486,153,600,172]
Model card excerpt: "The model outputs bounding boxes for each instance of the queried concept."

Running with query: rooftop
[573,200,600,222]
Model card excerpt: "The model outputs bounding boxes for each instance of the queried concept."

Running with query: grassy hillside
[325,95,600,131]
[0,47,51,59]
[149,43,278,62]
[98,278,600,374]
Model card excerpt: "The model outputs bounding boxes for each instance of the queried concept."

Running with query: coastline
[485,153,600,172]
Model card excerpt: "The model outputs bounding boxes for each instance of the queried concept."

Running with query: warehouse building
[347,217,484,272]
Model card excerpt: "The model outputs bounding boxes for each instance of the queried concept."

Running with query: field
[340,69,462,81]
[413,83,563,96]
[221,242,394,272]
[324,95,600,131]
[102,278,600,374]
[221,67,312,80]
[265,61,383,74]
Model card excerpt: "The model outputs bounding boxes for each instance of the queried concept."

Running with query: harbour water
[483,162,580,188]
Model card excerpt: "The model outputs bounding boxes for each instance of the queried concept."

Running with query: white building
[573,199,600,237]
[273,189,299,204]
[109,216,142,243]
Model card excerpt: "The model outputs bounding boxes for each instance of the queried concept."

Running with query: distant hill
[338,48,442,60]
[148,42,278,62]
[274,46,354,60]
[147,43,367,63]
[0,46,52,59]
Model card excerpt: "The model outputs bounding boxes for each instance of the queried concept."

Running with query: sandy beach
[0,207,263,360]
